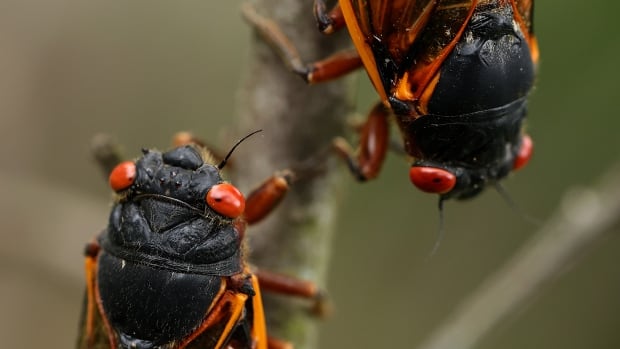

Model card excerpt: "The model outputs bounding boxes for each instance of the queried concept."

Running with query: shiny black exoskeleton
[95,146,248,348]
[101,146,242,275]
[79,138,324,349]
[242,0,538,201]
[398,3,536,199]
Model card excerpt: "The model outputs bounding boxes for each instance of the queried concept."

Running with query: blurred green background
[1,1,619,348]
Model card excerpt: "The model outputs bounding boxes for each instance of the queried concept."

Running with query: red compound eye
[409,167,456,194]
[206,183,246,218]
[513,134,533,171]
[109,161,136,192]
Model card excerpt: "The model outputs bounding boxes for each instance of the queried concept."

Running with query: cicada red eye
[409,167,456,194]
[513,134,533,171]
[109,161,136,192]
[206,183,246,218]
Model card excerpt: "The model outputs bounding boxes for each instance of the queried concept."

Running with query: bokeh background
[1,1,619,348]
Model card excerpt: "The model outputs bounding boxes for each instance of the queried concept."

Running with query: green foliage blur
[1,1,619,348]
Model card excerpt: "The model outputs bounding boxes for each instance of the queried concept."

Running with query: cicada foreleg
[241,2,363,83]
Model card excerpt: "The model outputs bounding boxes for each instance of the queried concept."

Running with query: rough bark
[232,1,351,348]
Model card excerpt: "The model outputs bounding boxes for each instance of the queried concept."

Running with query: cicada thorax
[81,145,260,349]
[101,147,244,276]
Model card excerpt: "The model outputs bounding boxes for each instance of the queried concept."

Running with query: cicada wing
[512,0,538,64]
[340,0,478,101]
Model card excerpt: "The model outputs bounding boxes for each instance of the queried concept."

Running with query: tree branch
[233,1,351,348]
[416,163,620,349]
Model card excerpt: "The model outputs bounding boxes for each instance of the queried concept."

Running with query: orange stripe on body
[339,0,389,103]
[250,274,268,349]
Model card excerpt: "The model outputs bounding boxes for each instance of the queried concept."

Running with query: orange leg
[238,171,329,315]
[254,269,320,300]
[91,132,232,176]
[305,50,363,84]
[253,269,328,317]
[173,131,210,149]
[80,250,99,348]
[333,101,391,181]
[179,290,249,349]
[239,175,331,318]
[267,336,294,349]
[241,2,363,84]
[313,0,345,34]
[248,275,269,349]
[243,171,294,225]
[78,240,117,349]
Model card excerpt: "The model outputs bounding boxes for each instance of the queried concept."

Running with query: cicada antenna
[218,130,263,170]
[494,182,541,226]
[427,197,447,258]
